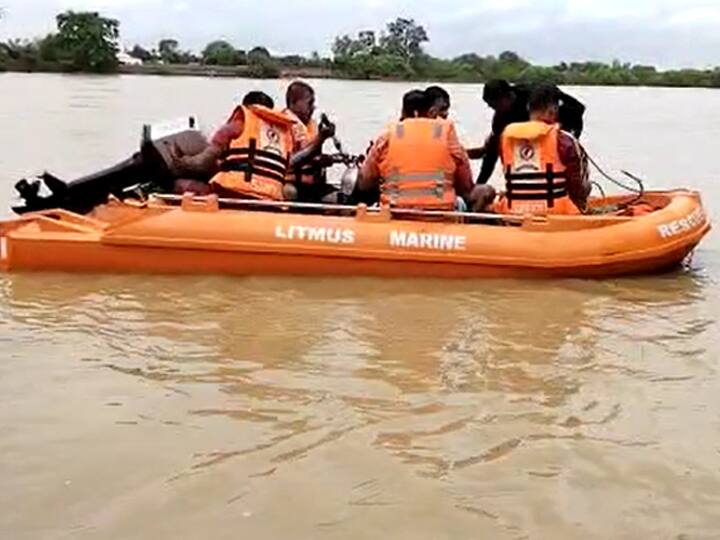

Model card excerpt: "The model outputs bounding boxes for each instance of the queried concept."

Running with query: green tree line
[2,11,720,88]
[331,18,720,88]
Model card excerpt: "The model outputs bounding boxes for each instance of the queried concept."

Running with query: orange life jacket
[211,105,295,201]
[287,117,323,185]
[306,119,318,140]
[497,121,580,215]
[378,119,457,210]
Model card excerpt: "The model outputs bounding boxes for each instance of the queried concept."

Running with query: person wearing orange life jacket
[358,89,474,211]
[209,98,298,201]
[171,89,335,202]
[169,91,291,199]
[282,81,339,202]
[495,84,591,215]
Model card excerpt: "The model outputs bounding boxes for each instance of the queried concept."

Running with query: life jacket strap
[245,138,256,184]
[506,164,568,209]
[507,171,568,181]
[221,139,289,184]
[223,146,289,168]
[220,162,287,184]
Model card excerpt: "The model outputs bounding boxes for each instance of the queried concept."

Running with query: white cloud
[561,0,649,21]
[667,6,720,26]
[0,0,719,67]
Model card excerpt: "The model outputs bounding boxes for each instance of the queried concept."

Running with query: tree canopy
[202,40,246,66]
[158,39,179,63]
[55,11,119,72]
[248,46,271,64]
[380,18,428,61]
[155,39,198,64]
[332,19,430,79]
[129,44,153,62]
[328,17,720,87]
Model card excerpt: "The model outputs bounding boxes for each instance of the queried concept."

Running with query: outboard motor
[338,162,360,205]
[13,117,209,215]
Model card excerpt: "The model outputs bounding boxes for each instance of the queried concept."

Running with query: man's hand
[317,154,336,168]
[169,144,223,178]
[319,119,336,141]
[466,147,486,160]
[466,134,494,160]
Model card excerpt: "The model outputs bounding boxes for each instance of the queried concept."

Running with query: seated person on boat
[468,79,586,181]
[357,89,475,211]
[172,88,336,202]
[493,84,592,215]
[171,91,275,196]
[282,81,340,203]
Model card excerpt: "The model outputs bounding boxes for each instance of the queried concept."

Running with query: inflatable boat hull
[0,191,711,279]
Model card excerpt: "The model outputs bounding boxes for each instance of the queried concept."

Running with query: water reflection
[2,272,712,477]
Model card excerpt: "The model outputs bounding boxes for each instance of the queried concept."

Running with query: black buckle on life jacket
[545,164,555,208]
[506,165,568,209]
[221,139,289,184]
[246,138,256,184]
[222,156,287,177]
[220,161,287,183]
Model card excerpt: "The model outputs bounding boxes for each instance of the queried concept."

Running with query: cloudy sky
[1,0,719,68]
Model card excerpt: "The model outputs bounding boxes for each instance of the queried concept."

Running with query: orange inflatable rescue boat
[0,190,711,279]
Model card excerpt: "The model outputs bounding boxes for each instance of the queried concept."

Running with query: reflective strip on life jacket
[387,171,448,182]
[382,172,455,210]
[384,172,449,195]
[394,122,444,140]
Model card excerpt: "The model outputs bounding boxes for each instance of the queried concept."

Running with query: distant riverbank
[120,63,335,80]
[0,61,334,80]
[2,61,720,89]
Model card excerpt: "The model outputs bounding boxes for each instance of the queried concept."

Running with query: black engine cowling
[13,123,209,215]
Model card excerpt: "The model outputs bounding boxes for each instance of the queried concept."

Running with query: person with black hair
[425,86,451,119]
[470,79,585,186]
[172,82,338,202]
[188,90,303,200]
[401,89,432,119]
[169,90,283,195]
[173,88,332,201]
[241,91,275,109]
[284,81,321,149]
[282,80,339,202]
[492,84,591,215]
[358,89,474,210]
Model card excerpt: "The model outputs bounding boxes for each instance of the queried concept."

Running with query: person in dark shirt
[471,79,586,185]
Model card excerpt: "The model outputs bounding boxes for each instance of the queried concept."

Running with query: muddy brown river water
[0,74,719,539]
